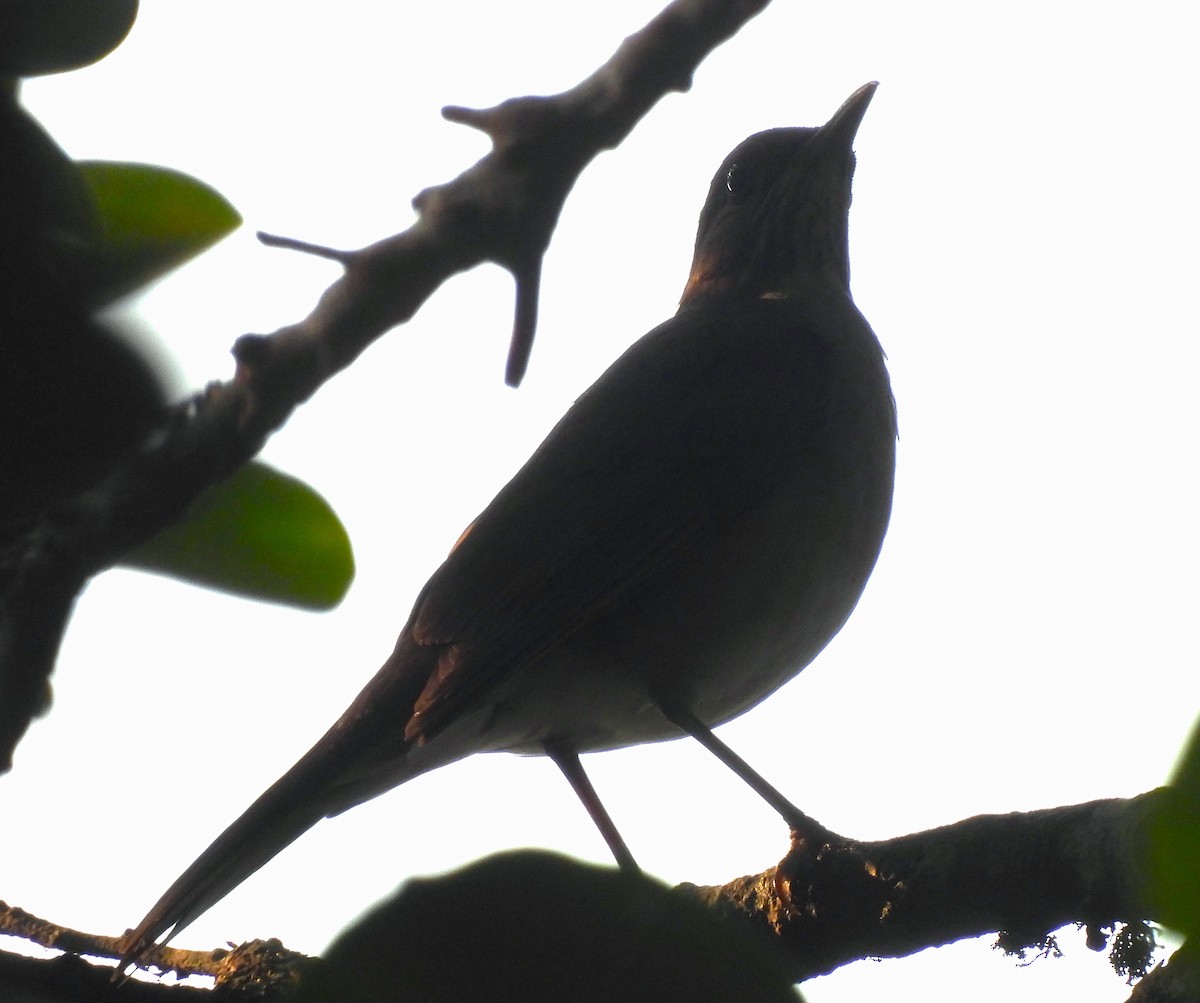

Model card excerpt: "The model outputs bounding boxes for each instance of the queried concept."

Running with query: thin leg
[658,702,815,832]
[543,739,640,873]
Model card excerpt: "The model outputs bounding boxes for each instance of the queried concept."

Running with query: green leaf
[1148,718,1200,937]
[73,161,241,306]
[299,851,801,1003]
[121,462,355,610]
[0,0,139,77]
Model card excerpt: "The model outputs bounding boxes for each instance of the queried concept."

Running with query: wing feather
[406,295,866,740]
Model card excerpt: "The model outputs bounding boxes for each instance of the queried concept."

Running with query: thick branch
[686,788,1166,982]
[0,0,771,770]
[1,790,1172,998]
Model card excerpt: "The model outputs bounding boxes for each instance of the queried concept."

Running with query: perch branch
[1,789,1172,995]
[686,788,1167,982]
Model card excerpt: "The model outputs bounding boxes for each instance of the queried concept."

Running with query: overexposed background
[5,3,1198,1000]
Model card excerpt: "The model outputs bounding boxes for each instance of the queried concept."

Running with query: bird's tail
[119,641,434,969]
[119,754,337,966]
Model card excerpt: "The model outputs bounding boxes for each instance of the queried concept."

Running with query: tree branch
[1,790,1170,998]
[686,788,1165,982]
[0,0,771,770]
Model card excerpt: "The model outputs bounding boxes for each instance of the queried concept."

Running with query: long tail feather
[121,762,331,963]
[120,641,436,968]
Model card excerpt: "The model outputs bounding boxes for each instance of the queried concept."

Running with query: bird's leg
[660,703,847,917]
[657,702,825,836]
[543,738,640,873]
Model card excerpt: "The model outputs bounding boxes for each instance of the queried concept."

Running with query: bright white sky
[4,3,1197,1001]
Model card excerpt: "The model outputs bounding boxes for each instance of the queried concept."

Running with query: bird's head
[681,82,876,305]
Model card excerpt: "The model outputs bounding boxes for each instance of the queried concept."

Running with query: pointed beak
[818,81,878,150]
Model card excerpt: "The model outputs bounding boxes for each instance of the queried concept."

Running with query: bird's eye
[725,162,757,196]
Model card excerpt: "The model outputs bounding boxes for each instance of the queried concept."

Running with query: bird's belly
[487,451,892,755]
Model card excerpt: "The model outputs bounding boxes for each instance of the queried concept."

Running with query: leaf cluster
[1,0,353,756]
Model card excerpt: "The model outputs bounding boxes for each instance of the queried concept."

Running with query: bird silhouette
[121,81,895,964]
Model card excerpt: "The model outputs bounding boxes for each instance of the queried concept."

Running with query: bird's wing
[404,294,865,741]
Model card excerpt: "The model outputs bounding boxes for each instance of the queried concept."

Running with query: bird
[121,81,896,965]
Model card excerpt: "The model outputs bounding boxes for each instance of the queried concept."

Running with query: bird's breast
[480,293,896,754]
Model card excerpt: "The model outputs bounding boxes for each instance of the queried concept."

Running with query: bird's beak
[817,82,878,150]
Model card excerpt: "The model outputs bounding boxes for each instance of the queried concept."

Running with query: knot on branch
[776,836,903,935]
[214,937,308,995]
